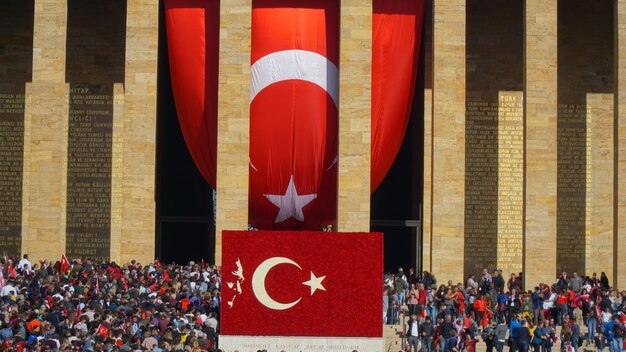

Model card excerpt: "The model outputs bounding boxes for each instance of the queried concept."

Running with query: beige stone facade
[1,0,625,286]
[424,0,624,288]
[2,0,159,265]
[337,0,372,232]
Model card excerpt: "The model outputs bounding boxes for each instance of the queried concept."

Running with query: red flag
[75,304,82,324]
[371,0,425,191]
[60,254,70,273]
[96,321,110,338]
[221,231,383,337]
[164,0,219,188]
[248,0,339,230]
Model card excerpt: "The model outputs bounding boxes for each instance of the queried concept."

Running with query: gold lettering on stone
[66,84,112,262]
[465,95,524,276]
[0,92,24,255]
[497,92,523,274]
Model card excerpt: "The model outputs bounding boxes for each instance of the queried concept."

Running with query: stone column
[110,83,124,263]
[23,0,69,261]
[215,0,252,265]
[119,0,159,265]
[585,93,614,279]
[524,0,558,286]
[431,0,465,283]
[422,0,433,273]
[616,0,626,289]
[337,0,372,232]
[422,87,433,273]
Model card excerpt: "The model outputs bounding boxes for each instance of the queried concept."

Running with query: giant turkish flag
[248,0,339,231]
[221,231,383,337]
[165,0,425,229]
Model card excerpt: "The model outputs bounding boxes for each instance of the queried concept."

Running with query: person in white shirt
[406,314,420,352]
[0,282,16,297]
[205,312,218,331]
[18,254,32,272]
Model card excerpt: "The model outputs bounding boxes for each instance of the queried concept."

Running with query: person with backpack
[518,320,532,352]
[396,273,408,308]
[420,315,435,352]
[532,320,546,352]
[495,319,508,352]
[510,313,523,352]
[481,320,496,352]
[610,316,625,352]
[543,319,557,352]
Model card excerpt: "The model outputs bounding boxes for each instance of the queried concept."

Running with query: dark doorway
[156,1,214,264]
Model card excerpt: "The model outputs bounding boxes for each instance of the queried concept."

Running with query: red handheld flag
[96,321,110,338]
[221,231,383,337]
[60,254,70,273]
[75,303,82,324]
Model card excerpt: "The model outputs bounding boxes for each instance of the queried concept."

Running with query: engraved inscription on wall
[464,100,498,274]
[66,85,112,262]
[464,96,524,276]
[557,103,588,274]
[0,92,24,255]
[497,93,523,273]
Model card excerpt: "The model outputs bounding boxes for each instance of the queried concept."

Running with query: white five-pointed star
[302,271,326,295]
[263,175,317,223]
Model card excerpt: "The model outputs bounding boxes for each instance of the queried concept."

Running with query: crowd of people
[384,268,626,352]
[1,252,622,352]
[0,254,222,351]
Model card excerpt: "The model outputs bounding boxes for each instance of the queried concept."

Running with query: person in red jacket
[474,294,488,327]
[556,290,569,326]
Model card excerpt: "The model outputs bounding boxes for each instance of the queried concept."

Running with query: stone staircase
[383,307,407,352]
[384,322,405,352]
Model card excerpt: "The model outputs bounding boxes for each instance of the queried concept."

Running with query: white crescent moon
[250,49,339,107]
[252,257,302,310]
